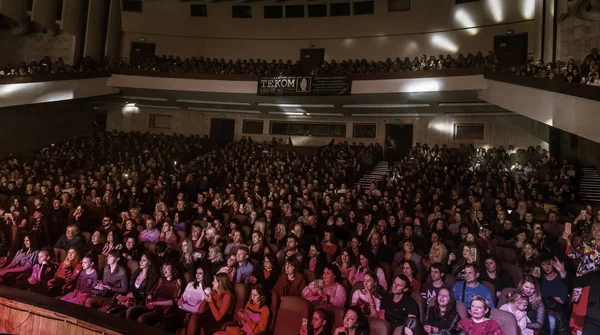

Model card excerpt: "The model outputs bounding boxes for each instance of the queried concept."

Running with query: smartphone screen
[565,222,572,235]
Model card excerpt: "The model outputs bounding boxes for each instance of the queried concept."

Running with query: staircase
[358,161,389,188]
[579,167,600,203]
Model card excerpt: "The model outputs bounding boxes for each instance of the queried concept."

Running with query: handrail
[0,72,110,85]
[484,69,600,103]
[0,286,171,335]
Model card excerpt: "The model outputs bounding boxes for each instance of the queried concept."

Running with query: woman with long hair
[515,276,545,333]
[478,255,513,299]
[172,265,212,335]
[202,245,225,280]
[107,252,159,317]
[195,273,235,335]
[101,230,123,257]
[321,230,338,259]
[85,230,106,257]
[217,254,237,282]
[126,261,183,325]
[457,296,504,335]
[351,271,382,318]
[249,231,266,264]
[451,242,480,281]
[250,254,280,292]
[218,284,270,335]
[423,288,460,334]
[516,241,539,276]
[333,306,370,335]
[159,221,179,249]
[354,250,388,291]
[83,249,129,309]
[402,260,421,294]
[46,246,82,296]
[273,256,307,298]
[180,238,199,283]
[0,234,39,285]
[306,242,328,279]
[335,247,357,284]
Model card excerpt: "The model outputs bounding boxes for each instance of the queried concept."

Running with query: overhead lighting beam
[177,99,251,106]
[351,113,438,117]
[438,102,493,107]
[343,103,431,108]
[120,96,169,102]
[188,107,261,114]
[258,103,335,108]
[136,104,180,110]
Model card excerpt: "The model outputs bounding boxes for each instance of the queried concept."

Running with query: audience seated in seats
[0,234,39,285]
[83,249,129,309]
[351,271,382,318]
[106,252,159,317]
[457,296,504,335]
[478,255,513,299]
[0,133,592,334]
[499,290,532,335]
[216,283,269,335]
[302,264,347,308]
[381,274,420,334]
[421,263,452,304]
[125,261,182,326]
[333,306,370,335]
[423,287,460,334]
[299,307,334,335]
[45,246,82,296]
[61,254,98,305]
[16,249,57,292]
[274,256,307,298]
[354,250,388,291]
[452,264,495,308]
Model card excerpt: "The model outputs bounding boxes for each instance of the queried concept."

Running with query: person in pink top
[302,264,347,308]
[457,296,505,335]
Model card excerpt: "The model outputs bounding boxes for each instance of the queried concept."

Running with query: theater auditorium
[0,0,599,334]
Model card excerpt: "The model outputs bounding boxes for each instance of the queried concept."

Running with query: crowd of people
[112,51,493,76]
[0,130,596,335]
[0,56,108,77]
[506,47,600,87]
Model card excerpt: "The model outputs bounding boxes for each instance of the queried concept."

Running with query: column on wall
[0,0,27,24]
[31,0,58,29]
[104,0,122,62]
[84,0,108,61]
[61,0,86,61]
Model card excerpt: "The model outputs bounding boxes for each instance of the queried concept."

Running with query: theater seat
[233,283,249,320]
[127,260,140,274]
[410,292,424,321]
[444,274,457,287]
[497,287,515,307]
[81,232,91,245]
[304,269,316,283]
[500,263,523,287]
[490,308,519,334]
[456,301,468,319]
[494,247,517,264]
[98,255,107,271]
[273,297,310,335]
[143,242,156,254]
[314,302,344,329]
[368,316,391,335]
[481,281,497,305]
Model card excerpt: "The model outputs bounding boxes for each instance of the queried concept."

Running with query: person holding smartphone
[299,308,334,335]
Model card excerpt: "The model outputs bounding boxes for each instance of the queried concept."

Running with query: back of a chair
[176,230,187,244]
[314,302,345,329]
[234,283,249,320]
[456,301,468,319]
[497,287,516,307]
[494,247,517,264]
[304,269,316,284]
[273,297,310,335]
[481,281,497,305]
[127,260,140,274]
[500,263,523,287]
[97,255,107,272]
[410,292,424,322]
[143,242,156,254]
[58,249,67,262]
[80,232,91,245]
[379,263,392,286]
[350,281,365,298]
[490,308,519,334]
[368,316,391,335]
[444,274,457,287]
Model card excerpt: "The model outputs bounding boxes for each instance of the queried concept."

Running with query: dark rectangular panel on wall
[242,120,264,134]
[494,33,528,68]
[454,123,484,140]
[455,0,479,4]
[232,5,251,18]
[129,42,155,64]
[122,0,142,12]
[286,5,305,18]
[388,0,410,12]
[308,4,327,17]
[264,5,283,18]
[330,3,350,16]
[353,1,374,15]
[190,4,207,17]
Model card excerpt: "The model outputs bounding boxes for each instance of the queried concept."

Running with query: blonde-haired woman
[515,275,545,333]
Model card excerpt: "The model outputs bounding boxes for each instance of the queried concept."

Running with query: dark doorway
[549,126,561,160]
[494,33,528,69]
[129,42,155,65]
[94,112,107,132]
[386,123,414,160]
[210,118,235,149]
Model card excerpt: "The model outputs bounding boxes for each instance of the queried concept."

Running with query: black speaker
[300,48,325,75]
